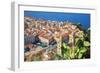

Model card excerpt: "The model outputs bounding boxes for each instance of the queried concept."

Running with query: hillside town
[24,16,90,61]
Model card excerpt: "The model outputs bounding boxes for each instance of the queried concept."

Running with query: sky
[24,11,90,29]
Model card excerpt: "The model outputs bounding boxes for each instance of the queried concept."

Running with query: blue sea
[24,11,90,29]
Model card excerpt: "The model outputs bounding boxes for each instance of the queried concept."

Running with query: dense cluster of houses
[24,16,84,61]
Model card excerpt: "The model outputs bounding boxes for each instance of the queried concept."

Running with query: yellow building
[54,32,62,56]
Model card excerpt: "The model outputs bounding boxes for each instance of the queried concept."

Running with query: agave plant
[61,26,90,60]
